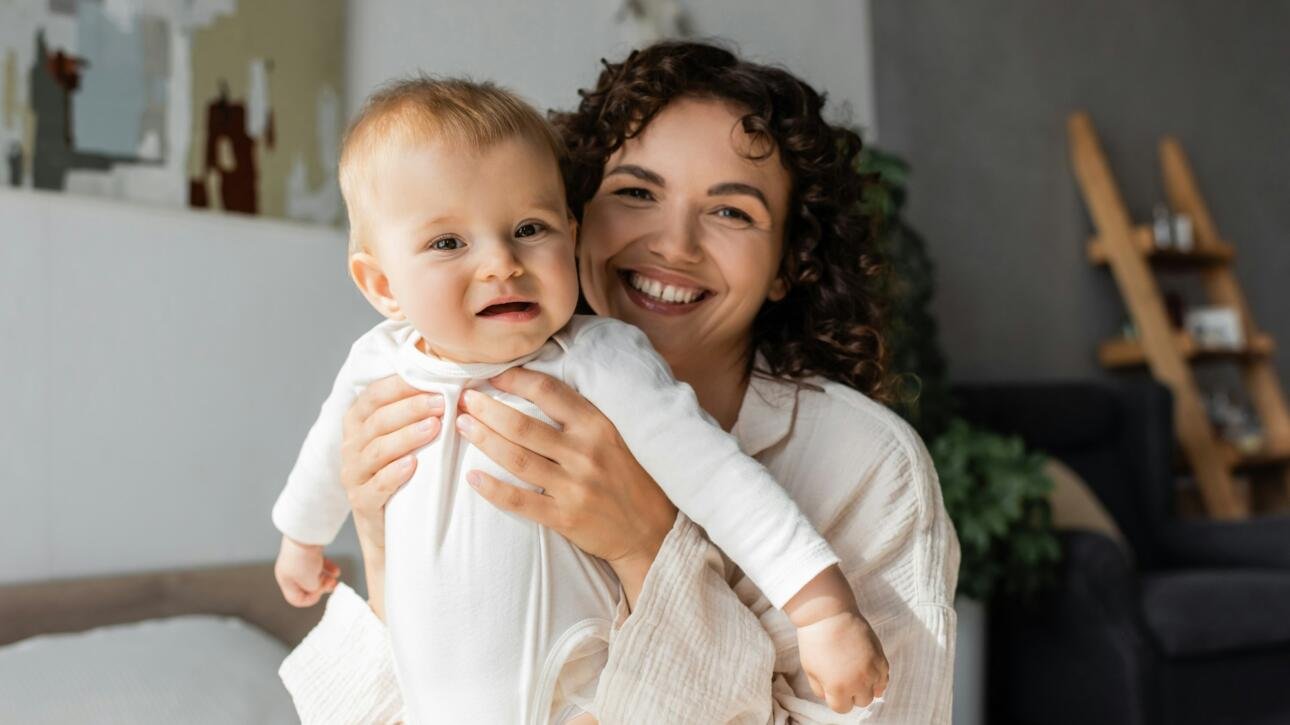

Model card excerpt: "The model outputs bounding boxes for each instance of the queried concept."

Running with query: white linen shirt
[279,356,960,724]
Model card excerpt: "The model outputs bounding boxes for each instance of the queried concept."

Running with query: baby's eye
[715,207,753,223]
[515,221,546,239]
[614,187,654,201]
[430,236,464,251]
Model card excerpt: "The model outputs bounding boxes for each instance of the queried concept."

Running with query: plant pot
[952,595,986,725]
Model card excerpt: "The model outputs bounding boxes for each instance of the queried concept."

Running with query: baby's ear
[348,251,404,320]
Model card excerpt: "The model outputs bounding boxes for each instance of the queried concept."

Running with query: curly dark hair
[551,40,890,401]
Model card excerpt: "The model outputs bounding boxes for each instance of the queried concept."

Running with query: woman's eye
[430,237,464,251]
[716,207,753,223]
[614,187,654,201]
[515,222,546,239]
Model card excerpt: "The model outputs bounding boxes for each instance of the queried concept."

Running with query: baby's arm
[271,322,402,605]
[564,320,887,711]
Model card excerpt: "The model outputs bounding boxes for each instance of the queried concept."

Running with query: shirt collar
[732,357,799,456]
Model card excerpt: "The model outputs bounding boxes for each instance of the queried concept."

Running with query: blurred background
[2,2,1288,724]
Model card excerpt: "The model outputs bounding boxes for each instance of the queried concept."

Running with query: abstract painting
[1,0,344,225]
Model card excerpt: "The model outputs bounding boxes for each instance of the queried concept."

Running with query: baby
[272,77,887,723]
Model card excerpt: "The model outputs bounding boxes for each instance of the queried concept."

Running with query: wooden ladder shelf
[1067,111,1290,519]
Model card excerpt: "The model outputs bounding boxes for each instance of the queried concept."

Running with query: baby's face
[360,137,579,363]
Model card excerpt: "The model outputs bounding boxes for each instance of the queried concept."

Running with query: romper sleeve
[279,583,407,725]
[563,320,837,608]
[272,321,403,545]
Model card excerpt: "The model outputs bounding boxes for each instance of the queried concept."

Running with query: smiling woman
[282,42,957,725]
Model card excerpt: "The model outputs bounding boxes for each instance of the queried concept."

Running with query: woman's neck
[665,341,751,432]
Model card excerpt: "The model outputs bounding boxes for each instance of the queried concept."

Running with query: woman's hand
[340,375,445,617]
[455,367,678,608]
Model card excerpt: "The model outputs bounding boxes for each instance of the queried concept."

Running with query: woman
[281,41,959,723]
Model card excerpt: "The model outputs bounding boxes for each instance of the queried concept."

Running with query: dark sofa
[954,381,1290,725]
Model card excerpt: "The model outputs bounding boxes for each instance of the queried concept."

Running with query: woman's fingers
[467,470,560,529]
[489,368,591,427]
[355,417,439,489]
[366,390,444,442]
[456,413,560,488]
[343,374,423,435]
[352,451,419,510]
[460,390,564,461]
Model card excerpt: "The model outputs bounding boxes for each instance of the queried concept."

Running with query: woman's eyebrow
[708,181,769,211]
[604,164,665,186]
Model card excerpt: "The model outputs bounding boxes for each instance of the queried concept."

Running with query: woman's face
[577,97,792,368]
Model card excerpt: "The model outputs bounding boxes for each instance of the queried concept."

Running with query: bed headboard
[0,558,357,648]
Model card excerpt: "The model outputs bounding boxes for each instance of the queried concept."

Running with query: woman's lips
[476,301,541,322]
[618,270,712,316]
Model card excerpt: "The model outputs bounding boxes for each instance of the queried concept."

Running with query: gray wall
[346,0,877,133]
[873,0,1290,384]
[0,189,373,584]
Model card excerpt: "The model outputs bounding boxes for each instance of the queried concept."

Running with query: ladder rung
[1220,440,1290,470]
[1098,331,1274,369]
[1087,225,1235,266]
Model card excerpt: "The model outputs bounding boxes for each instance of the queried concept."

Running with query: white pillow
[0,615,298,724]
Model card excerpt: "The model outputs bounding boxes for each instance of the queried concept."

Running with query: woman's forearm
[357,520,388,621]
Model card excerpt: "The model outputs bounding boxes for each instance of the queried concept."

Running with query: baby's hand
[796,610,890,714]
[274,535,340,607]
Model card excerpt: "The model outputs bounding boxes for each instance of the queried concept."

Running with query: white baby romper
[273,316,838,724]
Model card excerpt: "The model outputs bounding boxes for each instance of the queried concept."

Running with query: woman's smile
[618,268,714,315]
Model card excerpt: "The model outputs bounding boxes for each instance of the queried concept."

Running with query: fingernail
[456,414,475,434]
[418,417,439,433]
[462,390,478,406]
[425,394,444,413]
[398,455,414,469]
[466,470,481,488]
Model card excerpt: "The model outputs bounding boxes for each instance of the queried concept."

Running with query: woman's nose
[646,209,704,265]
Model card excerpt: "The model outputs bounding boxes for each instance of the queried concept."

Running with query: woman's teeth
[628,272,705,304]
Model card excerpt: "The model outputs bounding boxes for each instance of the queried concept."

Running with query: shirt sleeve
[271,325,392,545]
[592,514,777,724]
[761,417,959,724]
[564,320,838,608]
[593,403,960,724]
[278,583,406,725]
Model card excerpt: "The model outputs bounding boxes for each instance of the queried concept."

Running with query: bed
[0,558,354,724]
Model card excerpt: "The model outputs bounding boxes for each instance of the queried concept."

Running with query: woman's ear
[767,274,789,302]
[349,251,405,320]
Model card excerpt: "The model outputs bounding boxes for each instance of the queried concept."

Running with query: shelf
[1098,330,1274,369]
[1220,440,1290,470]
[1086,226,1236,267]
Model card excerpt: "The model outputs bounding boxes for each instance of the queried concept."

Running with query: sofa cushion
[1141,569,1290,657]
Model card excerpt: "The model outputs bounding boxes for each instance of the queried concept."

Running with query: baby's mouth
[477,301,541,321]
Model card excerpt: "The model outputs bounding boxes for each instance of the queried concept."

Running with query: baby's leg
[565,712,597,725]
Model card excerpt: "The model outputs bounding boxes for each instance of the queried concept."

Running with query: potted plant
[859,146,1061,725]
